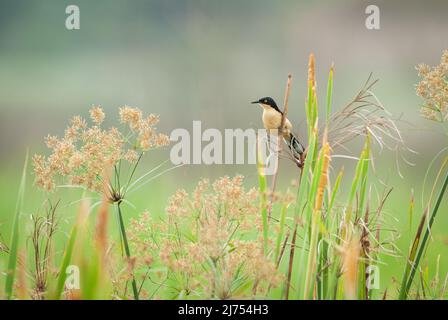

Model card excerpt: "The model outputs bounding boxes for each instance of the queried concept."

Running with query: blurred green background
[1,0,448,298]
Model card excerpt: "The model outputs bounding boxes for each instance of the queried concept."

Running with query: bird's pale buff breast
[262,108,282,129]
[262,109,292,137]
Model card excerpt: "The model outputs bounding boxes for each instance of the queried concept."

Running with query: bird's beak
[251,100,259,104]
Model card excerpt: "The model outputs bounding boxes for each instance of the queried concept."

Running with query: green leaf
[4,151,28,300]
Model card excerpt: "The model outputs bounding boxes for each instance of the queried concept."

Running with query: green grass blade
[4,151,28,300]
[344,136,370,233]
[303,146,326,299]
[398,207,427,300]
[52,224,79,299]
[357,152,370,215]
[403,167,448,298]
[295,125,318,219]
[293,124,318,298]
[51,197,88,299]
[328,168,344,213]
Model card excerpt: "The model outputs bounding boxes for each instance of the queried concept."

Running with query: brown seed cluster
[129,176,282,299]
[33,106,169,192]
[416,50,448,122]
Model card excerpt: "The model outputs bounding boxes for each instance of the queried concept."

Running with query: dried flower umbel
[129,176,282,299]
[33,105,169,193]
[416,50,448,122]
[33,105,170,300]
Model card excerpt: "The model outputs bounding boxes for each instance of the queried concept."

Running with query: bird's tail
[284,132,305,166]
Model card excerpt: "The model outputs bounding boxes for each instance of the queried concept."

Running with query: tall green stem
[403,170,448,298]
[117,203,139,300]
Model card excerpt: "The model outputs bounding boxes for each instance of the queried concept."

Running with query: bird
[251,97,305,167]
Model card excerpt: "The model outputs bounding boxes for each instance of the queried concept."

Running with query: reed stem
[117,203,139,300]
[403,170,448,298]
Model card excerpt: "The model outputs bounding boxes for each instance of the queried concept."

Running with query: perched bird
[252,97,305,166]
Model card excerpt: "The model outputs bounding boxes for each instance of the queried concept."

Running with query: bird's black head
[251,97,282,113]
